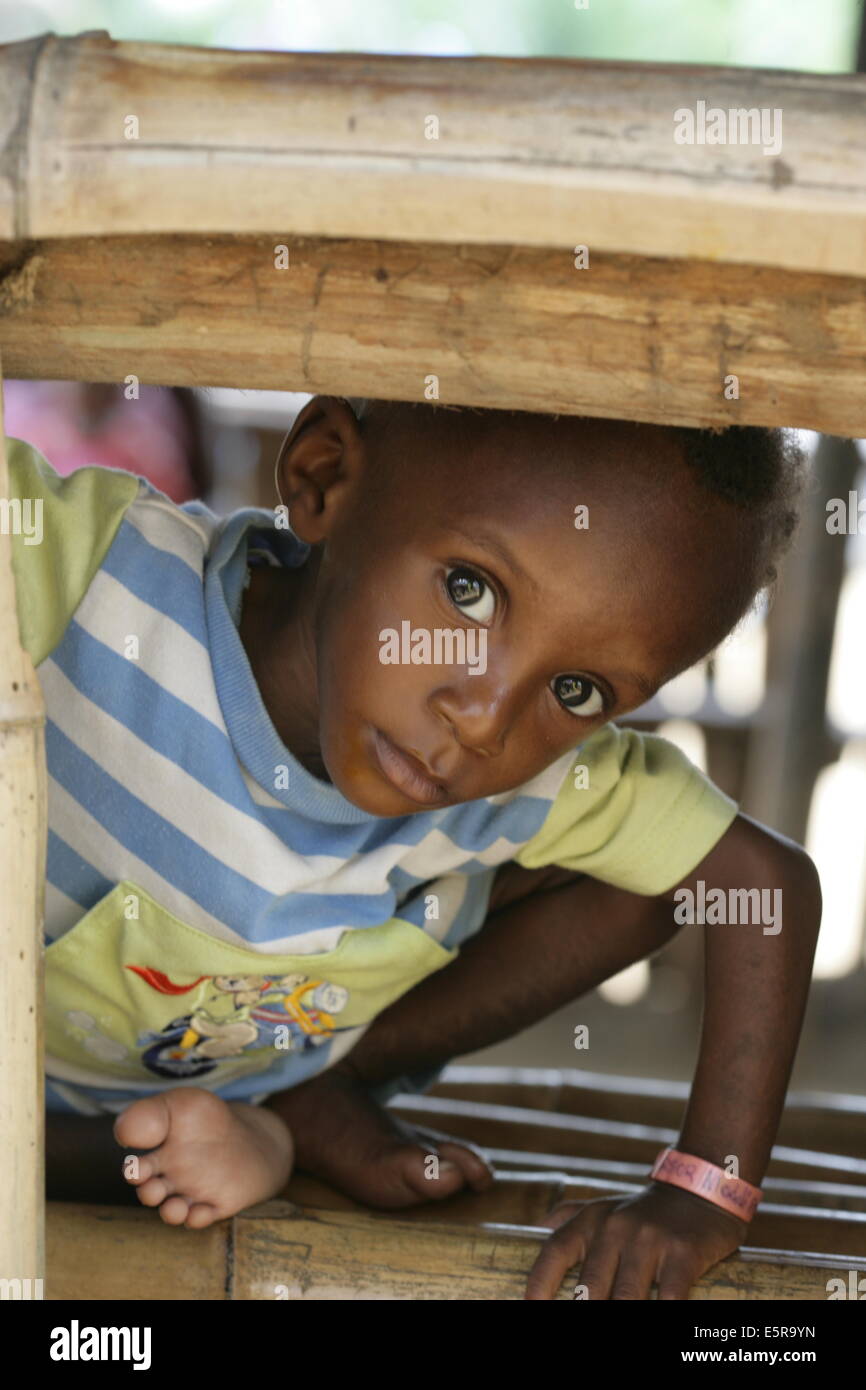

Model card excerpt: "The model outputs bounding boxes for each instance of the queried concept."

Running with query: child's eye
[445,566,496,623]
[552,674,604,718]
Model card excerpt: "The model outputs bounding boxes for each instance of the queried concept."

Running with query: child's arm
[526,811,821,1299]
[336,812,821,1300]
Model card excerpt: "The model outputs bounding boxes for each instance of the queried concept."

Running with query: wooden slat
[433,1066,866,1159]
[285,1169,564,1228]
[1,234,864,433]
[1,35,865,276]
[740,1207,866,1258]
[285,1171,866,1253]
[231,1203,865,1300]
[466,1147,866,1211]
[46,1202,229,1301]
[45,1187,866,1300]
[389,1094,866,1183]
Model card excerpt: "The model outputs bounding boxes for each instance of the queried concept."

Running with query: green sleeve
[515,723,738,895]
[5,436,142,666]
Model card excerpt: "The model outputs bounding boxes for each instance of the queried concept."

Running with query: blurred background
[2,0,865,1096]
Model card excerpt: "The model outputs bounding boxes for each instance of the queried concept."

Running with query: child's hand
[525,1183,747,1300]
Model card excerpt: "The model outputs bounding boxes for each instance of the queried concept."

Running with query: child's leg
[49,1089,294,1227]
[47,1112,139,1205]
[264,865,682,1208]
[50,867,680,1219]
[343,862,681,1087]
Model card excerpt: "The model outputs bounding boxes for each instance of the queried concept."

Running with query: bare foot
[264,1067,494,1209]
[114,1087,293,1228]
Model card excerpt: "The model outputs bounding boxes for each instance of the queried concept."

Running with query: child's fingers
[539,1200,584,1231]
[608,1249,659,1301]
[656,1249,699,1301]
[524,1217,591,1300]
[571,1231,623,1301]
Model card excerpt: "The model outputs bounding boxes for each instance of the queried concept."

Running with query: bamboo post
[44,1201,865,1301]
[1,34,865,275]
[0,346,46,1289]
[1,233,865,434]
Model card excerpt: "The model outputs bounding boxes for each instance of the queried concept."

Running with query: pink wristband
[650,1147,763,1222]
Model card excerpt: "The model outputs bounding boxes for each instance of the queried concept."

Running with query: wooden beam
[286,1169,567,1228]
[232,1205,866,1300]
[1,34,865,276]
[46,1202,229,1302]
[0,347,45,1291]
[0,234,864,433]
[44,1200,866,1300]
[285,1171,866,1255]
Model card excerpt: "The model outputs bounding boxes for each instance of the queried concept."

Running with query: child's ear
[274,396,364,545]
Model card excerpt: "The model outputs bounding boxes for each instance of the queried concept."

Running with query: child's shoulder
[513,722,738,896]
[5,437,223,664]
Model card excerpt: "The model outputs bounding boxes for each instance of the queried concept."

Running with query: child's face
[257,399,757,816]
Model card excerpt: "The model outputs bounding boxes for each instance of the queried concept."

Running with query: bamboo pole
[1,233,864,433]
[232,1207,866,1300]
[45,1201,865,1301]
[284,1171,866,1255]
[1,34,865,276]
[0,346,46,1288]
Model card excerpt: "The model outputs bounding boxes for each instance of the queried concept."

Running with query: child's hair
[343,396,806,607]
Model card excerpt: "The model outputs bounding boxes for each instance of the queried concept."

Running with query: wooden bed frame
[1,30,864,1300]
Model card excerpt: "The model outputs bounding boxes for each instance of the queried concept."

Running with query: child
[8,395,821,1301]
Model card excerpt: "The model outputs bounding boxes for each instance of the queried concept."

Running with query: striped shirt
[7,439,738,1115]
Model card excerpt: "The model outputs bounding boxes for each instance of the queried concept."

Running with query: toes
[435,1140,495,1192]
[404,1151,467,1201]
[114,1094,172,1151]
[399,1121,494,1193]
[383,1142,473,1203]
[122,1153,156,1187]
[135,1177,170,1208]
[158,1195,190,1226]
[185,1203,218,1230]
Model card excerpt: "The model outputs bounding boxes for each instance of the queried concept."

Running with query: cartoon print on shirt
[127,966,351,1079]
[251,974,350,1053]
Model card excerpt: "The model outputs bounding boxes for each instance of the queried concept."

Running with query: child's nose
[430,674,518,757]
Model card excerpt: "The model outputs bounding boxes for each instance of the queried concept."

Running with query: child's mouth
[369,727,448,806]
